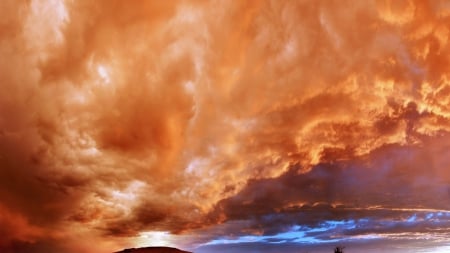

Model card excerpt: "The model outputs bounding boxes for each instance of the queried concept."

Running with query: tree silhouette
[334,246,345,253]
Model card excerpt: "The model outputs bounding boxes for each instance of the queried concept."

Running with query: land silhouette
[114,246,192,253]
[114,246,346,253]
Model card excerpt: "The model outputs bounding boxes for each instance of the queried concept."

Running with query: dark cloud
[201,139,450,247]
[210,140,450,223]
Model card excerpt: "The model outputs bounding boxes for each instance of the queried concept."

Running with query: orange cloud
[1,0,450,252]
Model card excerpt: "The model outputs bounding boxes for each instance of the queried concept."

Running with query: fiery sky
[1,0,450,252]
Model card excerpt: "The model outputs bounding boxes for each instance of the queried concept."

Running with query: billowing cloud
[1,0,450,252]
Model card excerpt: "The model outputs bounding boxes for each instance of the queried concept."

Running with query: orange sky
[1,0,450,252]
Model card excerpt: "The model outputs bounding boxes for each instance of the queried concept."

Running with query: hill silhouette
[114,246,192,253]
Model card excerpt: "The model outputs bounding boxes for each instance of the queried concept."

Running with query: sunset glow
[1,0,450,252]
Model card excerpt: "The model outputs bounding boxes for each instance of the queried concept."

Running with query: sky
[1,0,450,252]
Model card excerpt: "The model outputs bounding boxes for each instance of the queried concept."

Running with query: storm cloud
[1,0,450,252]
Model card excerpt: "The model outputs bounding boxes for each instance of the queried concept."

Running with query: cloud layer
[1,0,450,252]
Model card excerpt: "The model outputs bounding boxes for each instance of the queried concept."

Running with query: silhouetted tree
[334,246,344,253]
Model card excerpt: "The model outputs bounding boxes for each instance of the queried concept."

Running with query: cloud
[205,139,450,232]
[1,0,450,252]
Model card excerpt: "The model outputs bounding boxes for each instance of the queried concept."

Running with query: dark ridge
[114,246,193,253]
